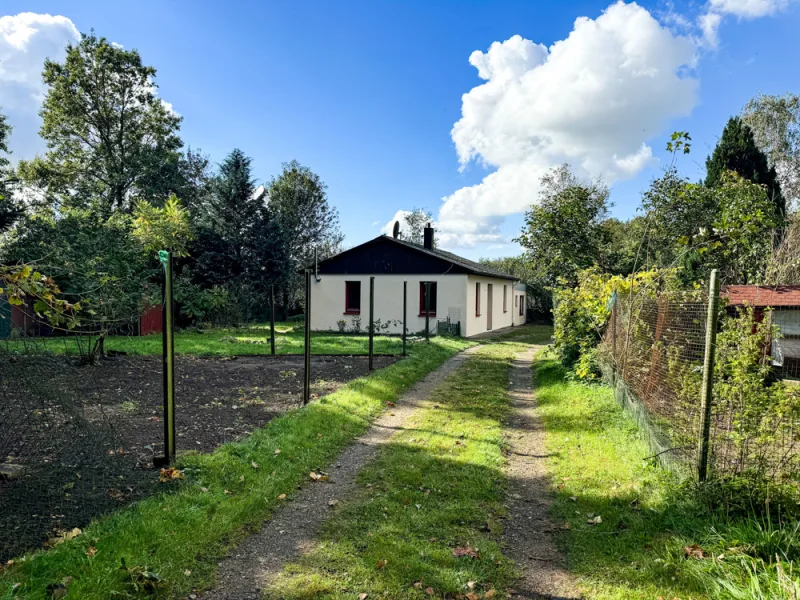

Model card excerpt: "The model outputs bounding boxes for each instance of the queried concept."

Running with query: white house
[309,225,525,337]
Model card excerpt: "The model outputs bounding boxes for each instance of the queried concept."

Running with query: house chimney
[423,223,434,250]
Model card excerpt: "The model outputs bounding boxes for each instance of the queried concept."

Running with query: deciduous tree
[17,32,182,214]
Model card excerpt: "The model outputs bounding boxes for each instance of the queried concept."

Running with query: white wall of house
[513,282,527,326]
[309,274,468,336]
[464,275,517,336]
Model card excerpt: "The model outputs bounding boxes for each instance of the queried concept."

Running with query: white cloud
[0,13,79,159]
[700,0,791,47]
[379,210,506,250]
[438,1,698,244]
[698,11,723,47]
[709,0,789,18]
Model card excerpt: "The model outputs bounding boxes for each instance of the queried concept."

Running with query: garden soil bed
[0,354,398,562]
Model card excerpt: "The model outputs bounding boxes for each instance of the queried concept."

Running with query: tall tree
[705,116,784,217]
[402,208,435,246]
[17,32,182,213]
[516,165,610,287]
[268,160,342,317]
[0,110,22,233]
[742,93,800,208]
[192,149,263,306]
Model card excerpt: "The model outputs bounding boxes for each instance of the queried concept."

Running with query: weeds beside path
[535,355,800,599]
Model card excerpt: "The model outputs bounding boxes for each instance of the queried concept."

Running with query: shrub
[553,266,672,379]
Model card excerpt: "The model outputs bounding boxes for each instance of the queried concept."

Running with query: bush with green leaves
[553,267,673,379]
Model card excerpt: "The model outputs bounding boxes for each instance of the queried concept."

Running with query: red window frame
[475,282,481,316]
[419,282,437,317]
[344,281,361,314]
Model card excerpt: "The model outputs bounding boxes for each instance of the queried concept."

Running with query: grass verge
[536,355,800,600]
[0,337,471,600]
[265,339,533,599]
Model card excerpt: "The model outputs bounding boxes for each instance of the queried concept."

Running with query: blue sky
[1,0,798,259]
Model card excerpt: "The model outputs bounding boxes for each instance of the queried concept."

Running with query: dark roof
[722,285,800,307]
[311,235,518,281]
[384,236,517,280]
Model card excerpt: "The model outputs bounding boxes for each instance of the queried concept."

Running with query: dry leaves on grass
[45,527,82,548]
[452,546,480,559]
[86,546,97,558]
[587,515,602,525]
[376,559,388,569]
[684,544,706,559]
[159,467,184,483]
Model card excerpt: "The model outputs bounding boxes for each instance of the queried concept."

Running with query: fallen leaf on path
[310,471,329,482]
[452,546,480,559]
[328,499,339,507]
[277,493,287,500]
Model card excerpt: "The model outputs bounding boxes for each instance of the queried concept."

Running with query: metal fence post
[697,269,721,482]
[369,277,375,371]
[303,270,311,405]
[270,285,276,355]
[402,281,407,357]
[158,250,176,465]
[425,282,430,342]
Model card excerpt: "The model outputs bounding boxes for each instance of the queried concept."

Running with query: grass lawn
[535,355,800,599]
[264,334,549,599]
[4,323,406,357]
[0,337,472,600]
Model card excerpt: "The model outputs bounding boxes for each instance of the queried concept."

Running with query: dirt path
[199,347,478,600]
[502,347,581,599]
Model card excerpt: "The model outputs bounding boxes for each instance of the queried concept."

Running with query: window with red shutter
[345,281,361,314]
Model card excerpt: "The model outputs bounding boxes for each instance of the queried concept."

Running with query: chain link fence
[602,285,800,485]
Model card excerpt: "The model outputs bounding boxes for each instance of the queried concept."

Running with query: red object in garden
[140,305,163,335]
[722,285,800,307]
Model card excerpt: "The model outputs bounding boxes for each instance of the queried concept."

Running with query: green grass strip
[0,338,472,600]
[535,355,800,600]
[265,340,531,599]
[4,325,405,357]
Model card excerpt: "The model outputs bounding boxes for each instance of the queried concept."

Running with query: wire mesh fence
[602,286,800,485]
[0,304,403,561]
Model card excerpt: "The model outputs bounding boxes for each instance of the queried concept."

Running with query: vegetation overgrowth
[537,355,800,600]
